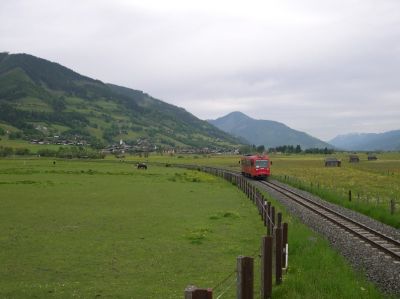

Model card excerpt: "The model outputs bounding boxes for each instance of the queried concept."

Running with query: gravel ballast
[256,179,400,296]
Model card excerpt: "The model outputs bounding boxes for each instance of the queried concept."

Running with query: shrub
[15,148,30,155]
[0,146,13,156]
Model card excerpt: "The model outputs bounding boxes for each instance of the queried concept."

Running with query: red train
[241,154,271,179]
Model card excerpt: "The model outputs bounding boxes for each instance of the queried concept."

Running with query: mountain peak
[213,111,253,123]
[208,111,332,149]
[226,111,252,119]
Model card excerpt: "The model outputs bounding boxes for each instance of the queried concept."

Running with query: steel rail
[260,180,400,261]
[145,162,400,260]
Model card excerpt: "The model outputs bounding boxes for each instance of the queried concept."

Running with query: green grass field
[0,158,391,298]
[268,153,400,228]
[140,152,400,228]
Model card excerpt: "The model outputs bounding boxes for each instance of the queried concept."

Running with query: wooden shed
[325,157,341,167]
[349,154,359,163]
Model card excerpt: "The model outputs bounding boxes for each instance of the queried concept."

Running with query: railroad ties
[261,180,400,262]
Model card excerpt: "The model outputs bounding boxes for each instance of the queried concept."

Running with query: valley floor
[0,158,391,298]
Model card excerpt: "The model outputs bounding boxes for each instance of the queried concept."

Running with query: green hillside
[0,52,242,150]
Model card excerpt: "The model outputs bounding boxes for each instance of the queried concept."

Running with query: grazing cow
[137,163,147,170]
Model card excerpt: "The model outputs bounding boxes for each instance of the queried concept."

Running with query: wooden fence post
[249,184,252,200]
[349,190,352,201]
[260,196,265,221]
[184,286,212,299]
[261,236,273,299]
[390,199,396,215]
[277,212,282,228]
[256,193,260,214]
[263,201,268,227]
[270,207,275,233]
[267,212,270,235]
[282,223,288,269]
[237,256,254,299]
[275,226,283,285]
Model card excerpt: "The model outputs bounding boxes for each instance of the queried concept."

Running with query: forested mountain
[329,130,400,151]
[208,111,332,149]
[0,52,242,149]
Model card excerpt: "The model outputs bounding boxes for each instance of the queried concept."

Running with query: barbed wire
[256,196,276,228]
[250,245,262,259]
[212,269,236,292]
[215,276,236,299]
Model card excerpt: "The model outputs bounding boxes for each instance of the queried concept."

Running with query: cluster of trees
[0,145,104,159]
[304,147,334,154]
[268,145,302,153]
[239,144,335,155]
[37,147,105,159]
[268,145,334,154]
[0,146,30,156]
[239,144,266,154]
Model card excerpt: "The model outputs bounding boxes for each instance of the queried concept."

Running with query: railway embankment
[257,179,400,295]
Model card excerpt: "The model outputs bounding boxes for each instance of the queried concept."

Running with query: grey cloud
[1,0,400,140]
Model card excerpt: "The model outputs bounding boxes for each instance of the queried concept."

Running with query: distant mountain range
[208,111,332,149]
[0,52,242,149]
[329,131,400,151]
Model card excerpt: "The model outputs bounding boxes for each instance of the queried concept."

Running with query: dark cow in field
[137,163,147,170]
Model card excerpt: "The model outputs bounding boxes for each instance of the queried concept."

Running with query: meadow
[269,153,400,228]
[144,152,400,228]
[0,157,391,298]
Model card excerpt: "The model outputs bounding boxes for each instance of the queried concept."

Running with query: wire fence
[183,165,288,298]
[213,271,237,299]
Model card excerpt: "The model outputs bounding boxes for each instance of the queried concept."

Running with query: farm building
[349,154,360,163]
[368,154,378,161]
[325,157,341,167]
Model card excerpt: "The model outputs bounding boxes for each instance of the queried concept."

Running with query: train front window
[256,160,268,168]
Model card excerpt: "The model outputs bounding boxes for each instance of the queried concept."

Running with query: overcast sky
[1,0,400,141]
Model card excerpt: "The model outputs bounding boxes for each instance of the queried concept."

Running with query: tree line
[269,145,334,154]
[239,143,335,154]
[0,145,105,159]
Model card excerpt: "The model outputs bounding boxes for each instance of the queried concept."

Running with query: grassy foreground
[0,158,391,298]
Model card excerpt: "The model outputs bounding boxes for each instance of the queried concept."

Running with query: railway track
[153,163,400,263]
[179,164,399,292]
[260,180,400,261]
